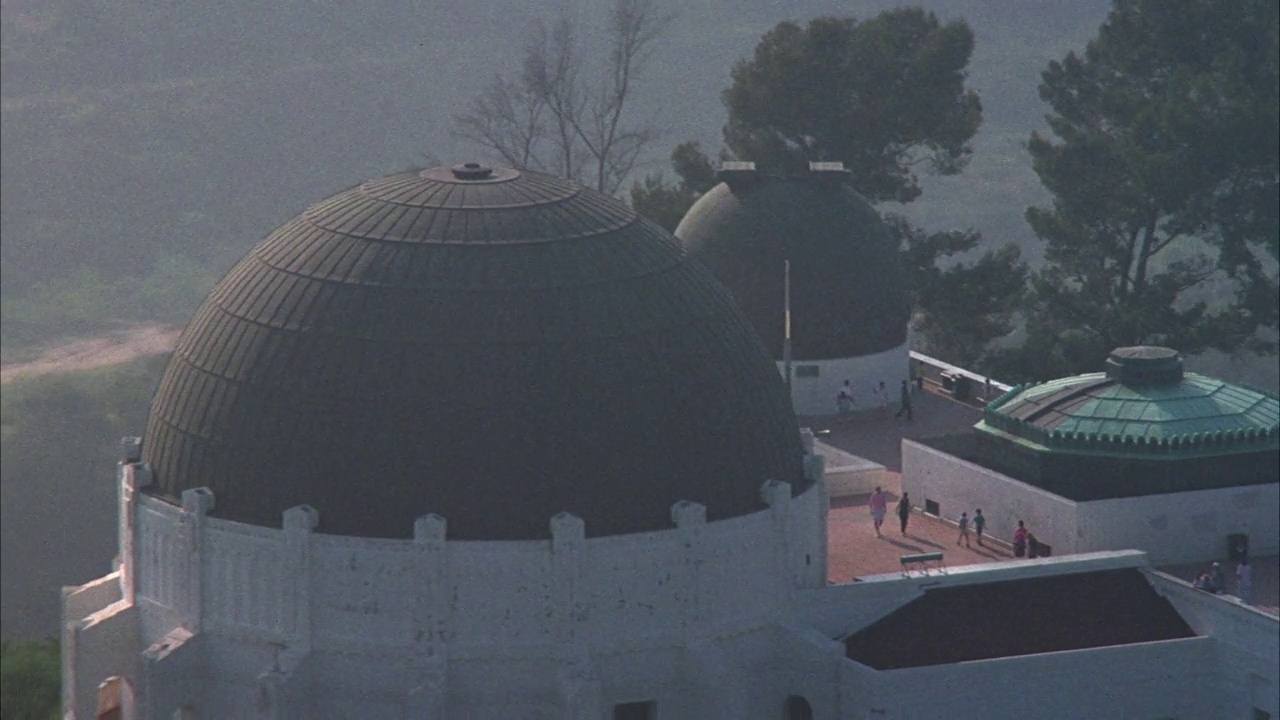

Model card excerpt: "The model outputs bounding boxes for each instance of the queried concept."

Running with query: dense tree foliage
[631,10,1025,361]
[720,9,982,202]
[889,216,1029,369]
[1018,0,1279,377]
[1,638,60,720]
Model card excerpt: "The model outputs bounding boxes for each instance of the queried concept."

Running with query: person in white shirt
[837,380,854,416]
[874,381,889,413]
[1236,559,1253,604]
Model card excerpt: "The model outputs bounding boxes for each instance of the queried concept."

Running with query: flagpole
[783,259,793,395]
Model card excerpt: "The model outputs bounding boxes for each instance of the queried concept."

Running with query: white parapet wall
[65,449,832,718]
[132,480,828,652]
[1147,570,1280,720]
[1075,483,1280,564]
[901,439,1077,551]
[902,439,1280,564]
[780,342,908,417]
[811,440,886,498]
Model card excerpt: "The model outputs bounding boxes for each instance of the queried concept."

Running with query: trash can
[952,375,972,401]
[940,372,955,393]
[1227,533,1249,561]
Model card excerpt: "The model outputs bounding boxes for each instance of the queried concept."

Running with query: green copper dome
[979,347,1279,458]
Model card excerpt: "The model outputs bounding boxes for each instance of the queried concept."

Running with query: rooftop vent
[1105,346,1184,386]
[450,162,495,181]
[808,161,847,173]
[717,161,759,188]
[809,161,849,184]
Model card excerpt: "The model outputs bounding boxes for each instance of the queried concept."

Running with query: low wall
[131,478,828,651]
[1148,571,1280,720]
[781,343,908,416]
[812,440,886,498]
[903,439,1280,564]
[1078,483,1280,564]
[901,439,1077,552]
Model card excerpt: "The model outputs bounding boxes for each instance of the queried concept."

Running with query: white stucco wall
[64,450,1278,719]
[66,452,831,719]
[1077,483,1280,564]
[813,439,886,498]
[901,440,1077,551]
[902,439,1280,564]
[780,342,908,416]
[1150,571,1280,720]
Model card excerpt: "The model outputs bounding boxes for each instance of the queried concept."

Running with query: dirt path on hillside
[0,324,181,385]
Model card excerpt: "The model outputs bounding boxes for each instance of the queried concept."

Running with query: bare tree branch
[450,73,548,171]
[451,0,671,194]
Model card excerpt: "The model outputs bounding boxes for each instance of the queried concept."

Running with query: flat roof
[844,567,1197,670]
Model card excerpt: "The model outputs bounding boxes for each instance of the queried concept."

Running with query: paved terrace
[807,386,1279,615]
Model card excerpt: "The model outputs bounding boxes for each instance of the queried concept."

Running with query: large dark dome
[142,164,804,540]
[675,169,909,360]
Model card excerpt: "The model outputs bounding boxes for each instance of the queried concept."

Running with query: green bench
[900,551,945,575]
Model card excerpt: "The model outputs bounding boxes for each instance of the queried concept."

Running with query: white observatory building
[63,165,1277,719]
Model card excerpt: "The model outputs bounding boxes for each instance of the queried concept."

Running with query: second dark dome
[142,165,805,540]
[675,171,909,360]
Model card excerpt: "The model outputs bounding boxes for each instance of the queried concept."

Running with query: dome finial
[1105,346,1183,385]
[450,162,494,180]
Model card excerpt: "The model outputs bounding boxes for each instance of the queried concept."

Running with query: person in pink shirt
[869,486,888,538]
[1013,520,1029,557]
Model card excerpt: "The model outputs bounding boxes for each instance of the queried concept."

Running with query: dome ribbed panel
[675,178,910,360]
[143,169,804,539]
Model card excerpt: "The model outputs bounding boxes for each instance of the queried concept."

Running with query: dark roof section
[142,165,805,540]
[674,170,909,361]
[844,568,1196,670]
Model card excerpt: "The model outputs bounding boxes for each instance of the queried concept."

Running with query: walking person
[837,380,854,417]
[957,512,971,547]
[894,379,913,420]
[869,486,888,538]
[1209,562,1226,594]
[1236,558,1253,604]
[875,381,890,415]
[896,492,911,535]
[1013,520,1029,558]
[973,508,986,546]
